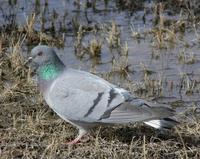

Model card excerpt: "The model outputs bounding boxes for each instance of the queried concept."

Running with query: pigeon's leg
[67,128,87,145]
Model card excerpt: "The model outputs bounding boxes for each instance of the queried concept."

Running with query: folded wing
[99,100,176,124]
[46,69,176,126]
[45,69,129,122]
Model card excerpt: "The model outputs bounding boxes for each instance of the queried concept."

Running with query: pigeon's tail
[144,118,179,130]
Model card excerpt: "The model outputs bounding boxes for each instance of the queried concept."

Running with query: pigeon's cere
[30,45,178,145]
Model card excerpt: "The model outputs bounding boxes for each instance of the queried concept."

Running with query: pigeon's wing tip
[144,118,179,130]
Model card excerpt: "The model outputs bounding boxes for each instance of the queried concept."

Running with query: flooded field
[0,0,200,158]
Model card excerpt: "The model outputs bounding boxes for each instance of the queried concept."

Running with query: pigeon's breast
[38,78,54,93]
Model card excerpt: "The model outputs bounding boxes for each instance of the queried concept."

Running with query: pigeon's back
[43,68,177,130]
[44,69,127,123]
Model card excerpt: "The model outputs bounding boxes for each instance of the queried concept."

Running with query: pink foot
[66,129,88,145]
[66,135,91,145]
[66,139,81,145]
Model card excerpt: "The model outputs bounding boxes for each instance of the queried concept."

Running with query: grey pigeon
[30,45,178,144]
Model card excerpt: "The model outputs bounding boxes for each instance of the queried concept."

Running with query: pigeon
[29,45,178,144]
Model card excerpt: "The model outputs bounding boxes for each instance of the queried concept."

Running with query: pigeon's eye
[37,51,43,56]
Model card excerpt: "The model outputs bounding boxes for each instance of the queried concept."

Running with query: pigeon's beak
[24,56,33,66]
[24,56,37,73]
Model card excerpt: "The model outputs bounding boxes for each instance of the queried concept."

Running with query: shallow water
[1,0,200,109]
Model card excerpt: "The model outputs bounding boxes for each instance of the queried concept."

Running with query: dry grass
[106,21,121,48]
[0,1,200,159]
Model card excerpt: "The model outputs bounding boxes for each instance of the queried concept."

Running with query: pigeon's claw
[66,138,81,145]
[66,129,88,145]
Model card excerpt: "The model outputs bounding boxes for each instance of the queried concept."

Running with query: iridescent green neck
[38,63,63,80]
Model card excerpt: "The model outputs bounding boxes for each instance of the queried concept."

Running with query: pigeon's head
[28,45,65,80]
[30,45,58,66]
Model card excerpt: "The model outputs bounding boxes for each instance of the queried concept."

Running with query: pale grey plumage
[30,45,178,144]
